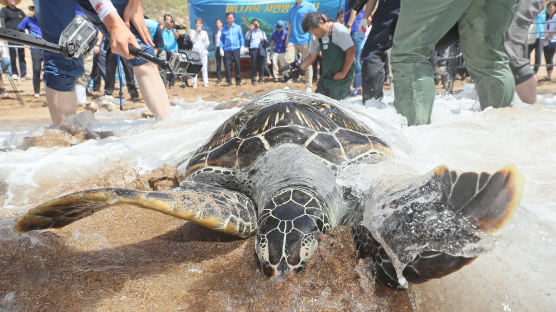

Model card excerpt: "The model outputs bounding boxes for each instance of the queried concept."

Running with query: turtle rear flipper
[15,183,257,238]
[364,165,524,289]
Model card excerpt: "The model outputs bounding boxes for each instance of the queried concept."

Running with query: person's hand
[93,45,101,55]
[545,34,551,41]
[122,0,155,47]
[333,71,347,80]
[103,12,139,59]
[367,15,373,27]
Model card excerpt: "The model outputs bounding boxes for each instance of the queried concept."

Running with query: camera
[279,54,305,82]
[168,49,203,77]
[174,24,187,30]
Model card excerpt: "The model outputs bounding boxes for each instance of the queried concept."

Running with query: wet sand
[2,71,556,311]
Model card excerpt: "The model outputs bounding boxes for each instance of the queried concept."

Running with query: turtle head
[256,188,330,277]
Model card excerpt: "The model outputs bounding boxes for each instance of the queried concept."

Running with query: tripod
[0,56,24,107]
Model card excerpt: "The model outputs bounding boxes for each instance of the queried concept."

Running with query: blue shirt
[245,29,266,49]
[288,1,316,45]
[18,16,42,37]
[535,9,547,39]
[220,23,245,51]
[344,3,364,33]
[145,19,164,49]
[271,29,287,53]
[162,27,178,52]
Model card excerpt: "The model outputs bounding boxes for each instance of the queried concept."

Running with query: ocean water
[0,87,555,311]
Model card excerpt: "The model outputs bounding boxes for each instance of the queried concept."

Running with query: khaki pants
[272,52,287,79]
[285,43,312,88]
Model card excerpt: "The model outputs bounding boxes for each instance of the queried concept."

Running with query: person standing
[391,0,517,126]
[245,18,267,85]
[360,0,400,103]
[144,17,164,56]
[504,0,545,104]
[17,4,42,97]
[529,8,546,76]
[161,14,179,87]
[270,21,287,82]
[543,1,556,82]
[220,12,244,86]
[299,12,355,100]
[344,0,366,95]
[34,0,170,127]
[285,0,316,92]
[213,18,224,83]
[0,0,27,80]
[190,17,209,88]
[0,40,14,99]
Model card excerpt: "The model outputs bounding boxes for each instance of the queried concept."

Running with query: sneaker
[216,78,222,83]
[305,87,312,92]
[251,81,256,86]
[193,83,198,88]
[274,78,280,82]
[11,74,18,80]
[226,82,232,86]
[236,81,241,86]
[204,83,209,88]
[34,93,40,98]
[22,75,31,80]
[284,85,290,90]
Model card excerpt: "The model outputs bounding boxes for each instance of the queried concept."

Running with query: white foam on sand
[1,87,555,310]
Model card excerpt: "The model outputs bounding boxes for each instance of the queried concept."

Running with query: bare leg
[133,62,170,120]
[515,75,537,104]
[46,87,77,127]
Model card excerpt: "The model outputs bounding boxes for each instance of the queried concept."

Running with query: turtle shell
[182,91,393,181]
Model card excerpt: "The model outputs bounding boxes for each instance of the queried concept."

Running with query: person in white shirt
[190,18,210,88]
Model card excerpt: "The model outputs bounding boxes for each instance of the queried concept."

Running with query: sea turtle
[15,90,524,289]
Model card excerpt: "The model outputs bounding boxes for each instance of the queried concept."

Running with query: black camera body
[169,50,203,77]
[174,24,187,30]
[279,54,305,82]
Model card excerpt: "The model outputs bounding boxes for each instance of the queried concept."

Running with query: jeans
[34,0,153,91]
[351,31,365,88]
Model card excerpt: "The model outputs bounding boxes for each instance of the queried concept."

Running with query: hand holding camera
[279,54,305,82]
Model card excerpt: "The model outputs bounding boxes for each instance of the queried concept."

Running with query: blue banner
[189,0,345,52]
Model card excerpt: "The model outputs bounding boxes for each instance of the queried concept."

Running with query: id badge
[323,44,328,50]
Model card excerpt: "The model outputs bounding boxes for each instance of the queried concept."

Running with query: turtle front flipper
[362,164,524,289]
[15,183,257,238]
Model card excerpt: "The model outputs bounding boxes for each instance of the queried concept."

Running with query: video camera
[0,15,202,77]
[279,54,305,82]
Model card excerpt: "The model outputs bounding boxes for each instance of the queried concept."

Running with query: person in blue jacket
[17,4,43,97]
[219,12,245,86]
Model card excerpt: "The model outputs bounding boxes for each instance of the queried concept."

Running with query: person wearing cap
[285,0,316,92]
[299,12,355,100]
[17,4,43,97]
[0,0,27,80]
[33,0,170,127]
[270,20,288,82]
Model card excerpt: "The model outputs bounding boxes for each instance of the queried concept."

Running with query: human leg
[360,0,399,103]
[257,51,265,82]
[104,48,117,95]
[121,58,138,98]
[272,52,280,79]
[459,0,517,109]
[133,62,169,120]
[296,44,312,89]
[391,0,472,125]
[249,48,258,83]
[201,53,208,86]
[351,31,365,89]
[8,45,18,76]
[31,49,43,95]
[17,46,27,77]
[35,0,84,126]
[544,43,556,79]
[224,51,233,83]
[284,42,296,88]
[232,49,241,85]
[215,50,222,81]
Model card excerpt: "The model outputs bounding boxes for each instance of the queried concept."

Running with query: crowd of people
[0,0,555,127]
